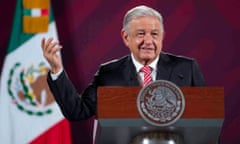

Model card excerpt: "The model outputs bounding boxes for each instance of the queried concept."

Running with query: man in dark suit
[41,5,205,121]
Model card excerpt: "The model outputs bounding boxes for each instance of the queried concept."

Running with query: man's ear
[121,30,129,47]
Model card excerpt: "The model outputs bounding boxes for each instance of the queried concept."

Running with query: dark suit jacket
[47,52,205,120]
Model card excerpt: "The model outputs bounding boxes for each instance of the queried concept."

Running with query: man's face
[122,16,164,65]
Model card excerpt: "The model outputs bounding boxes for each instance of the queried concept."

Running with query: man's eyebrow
[152,29,160,32]
[136,29,145,32]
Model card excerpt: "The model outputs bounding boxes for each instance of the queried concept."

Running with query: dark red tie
[141,66,152,86]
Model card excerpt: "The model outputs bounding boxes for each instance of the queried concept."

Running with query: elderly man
[41,5,205,121]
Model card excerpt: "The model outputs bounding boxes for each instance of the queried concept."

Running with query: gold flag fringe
[23,0,49,33]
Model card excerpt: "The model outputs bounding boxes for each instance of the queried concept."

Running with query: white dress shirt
[131,53,159,84]
[50,68,63,81]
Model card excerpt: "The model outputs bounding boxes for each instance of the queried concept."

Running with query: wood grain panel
[97,87,224,119]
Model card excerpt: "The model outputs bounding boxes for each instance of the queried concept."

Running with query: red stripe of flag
[41,9,49,16]
[29,119,72,144]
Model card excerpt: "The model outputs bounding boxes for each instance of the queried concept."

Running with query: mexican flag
[0,0,71,143]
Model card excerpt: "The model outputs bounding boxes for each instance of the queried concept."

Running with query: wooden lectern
[97,87,224,144]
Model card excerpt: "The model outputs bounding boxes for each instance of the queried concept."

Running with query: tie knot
[141,66,152,74]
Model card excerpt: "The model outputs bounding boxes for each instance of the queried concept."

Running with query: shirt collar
[131,53,159,72]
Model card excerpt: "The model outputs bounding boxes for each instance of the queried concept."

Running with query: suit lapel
[156,53,173,80]
[122,56,140,86]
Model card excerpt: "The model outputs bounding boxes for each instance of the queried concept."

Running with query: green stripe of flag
[23,9,31,16]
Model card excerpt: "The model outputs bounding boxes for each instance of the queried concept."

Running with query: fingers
[45,37,54,50]
[47,41,61,53]
[41,37,45,49]
[42,37,62,55]
[41,37,63,73]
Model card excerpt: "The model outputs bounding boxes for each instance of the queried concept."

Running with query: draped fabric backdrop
[1,0,240,143]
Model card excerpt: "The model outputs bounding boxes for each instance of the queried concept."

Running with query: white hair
[123,5,164,33]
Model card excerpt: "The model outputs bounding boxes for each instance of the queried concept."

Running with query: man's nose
[143,34,153,44]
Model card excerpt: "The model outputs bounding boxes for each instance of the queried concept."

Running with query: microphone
[177,74,184,79]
